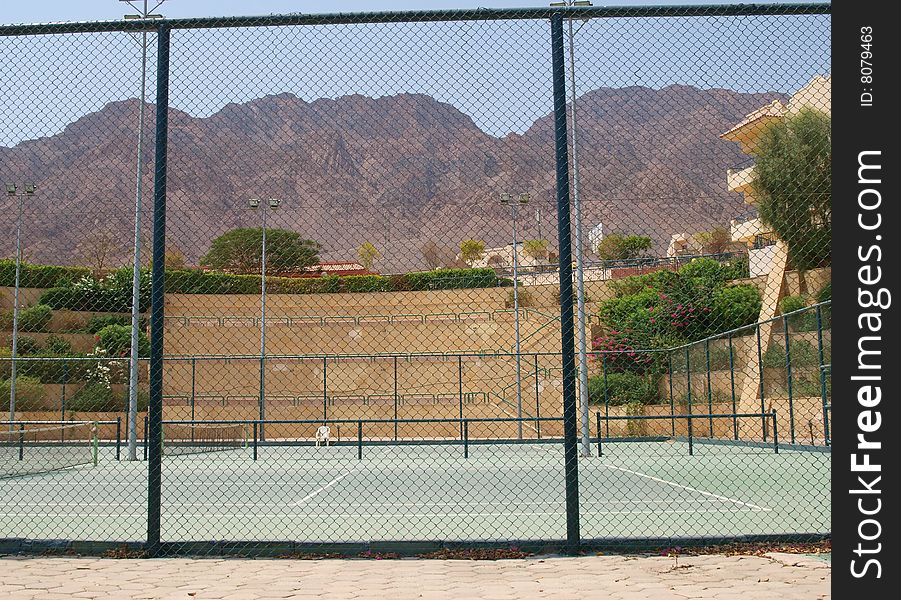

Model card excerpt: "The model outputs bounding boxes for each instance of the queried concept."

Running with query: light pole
[250,198,280,441]
[121,0,166,460]
[501,192,529,439]
[5,182,36,430]
[552,0,594,457]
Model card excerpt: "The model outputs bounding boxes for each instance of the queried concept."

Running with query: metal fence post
[551,12,580,552]
[458,355,463,439]
[146,23,171,557]
[393,355,398,441]
[728,333,737,440]
[322,357,328,421]
[783,314,795,444]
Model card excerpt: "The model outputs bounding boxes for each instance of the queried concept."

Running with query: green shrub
[68,382,119,412]
[9,336,40,356]
[816,282,832,327]
[671,342,734,373]
[0,376,47,411]
[0,261,91,289]
[763,339,823,369]
[779,295,818,332]
[95,325,150,358]
[405,268,504,291]
[1,304,53,332]
[588,372,660,406]
[86,314,130,333]
[339,275,392,294]
[711,285,761,332]
[43,334,73,355]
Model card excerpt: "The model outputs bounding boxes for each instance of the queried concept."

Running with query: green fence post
[551,12,580,552]
[783,314,795,444]
[728,333,738,440]
[146,23,171,557]
[705,339,713,437]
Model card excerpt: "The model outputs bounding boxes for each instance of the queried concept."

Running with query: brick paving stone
[0,555,830,599]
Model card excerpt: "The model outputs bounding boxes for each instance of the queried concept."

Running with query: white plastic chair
[315,425,331,446]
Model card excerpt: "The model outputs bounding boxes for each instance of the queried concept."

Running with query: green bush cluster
[762,338,825,369]
[166,267,508,294]
[66,383,148,413]
[587,372,661,406]
[596,258,762,363]
[779,295,819,332]
[0,261,91,289]
[0,304,53,332]
[0,376,47,411]
[94,325,150,358]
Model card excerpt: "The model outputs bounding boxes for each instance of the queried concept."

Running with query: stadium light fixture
[500,192,529,439]
[249,198,260,208]
[121,0,170,462]
[5,182,38,429]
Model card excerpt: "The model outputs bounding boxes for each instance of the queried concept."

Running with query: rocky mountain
[0,85,782,272]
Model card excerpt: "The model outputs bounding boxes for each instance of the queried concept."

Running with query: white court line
[598,463,770,511]
[0,509,765,518]
[289,468,358,507]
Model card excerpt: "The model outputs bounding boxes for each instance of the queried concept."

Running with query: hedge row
[38,268,511,311]
[0,261,91,289]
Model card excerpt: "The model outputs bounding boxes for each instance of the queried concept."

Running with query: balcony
[730,210,769,244]
[727,164,756,197]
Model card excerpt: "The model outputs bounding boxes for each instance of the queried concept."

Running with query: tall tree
[77,226,127,279]
[459,239,486,267]
[200,228,320,275]
[356,242,381,270]
[753,108,831,273]
[596,234,653,261]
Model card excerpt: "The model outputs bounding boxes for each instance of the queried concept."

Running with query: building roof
[720,99,786,140]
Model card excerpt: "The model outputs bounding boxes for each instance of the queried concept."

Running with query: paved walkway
[0,554,830,599]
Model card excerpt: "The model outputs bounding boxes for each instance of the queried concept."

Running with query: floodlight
[573,1,593,6]
[24,183,36,195]
[519,193,530,205]
[249,198,260,208]
[268,198,280,209]
[5,183,15,196]
[499,193,511,205]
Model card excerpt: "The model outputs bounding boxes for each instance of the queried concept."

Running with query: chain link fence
[0,4,830,555]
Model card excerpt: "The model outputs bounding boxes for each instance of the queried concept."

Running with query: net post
[601,354,609,437]
[252,422,258,461]
[322,357,328,421]
[458,355,463,439]
[772,409,779,454]
[705,339,713,437]
[667,352,674,437]
[143,414,148,461]
[596,411,602,457]
[92,421,99,466]
[534,354,541,439]
[463,419,469,459]
[687,413,694,456]
[393,355,398,441]
[116,416,121,461]
[357,420,363,460]
[816,305,830,446]
[756,324,767,441]
[18,423,24,461]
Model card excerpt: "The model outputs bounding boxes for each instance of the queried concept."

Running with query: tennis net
[162,422,248,457]
[0,422,98,479]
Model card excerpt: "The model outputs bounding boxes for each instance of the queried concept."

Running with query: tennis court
[0,420,830,547]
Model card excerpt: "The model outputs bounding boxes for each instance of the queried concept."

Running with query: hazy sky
[0,1,830,145]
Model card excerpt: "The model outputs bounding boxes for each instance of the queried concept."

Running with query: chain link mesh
[0,5,830,555]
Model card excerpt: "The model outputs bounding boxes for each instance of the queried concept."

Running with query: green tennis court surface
[0,439,829,544]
